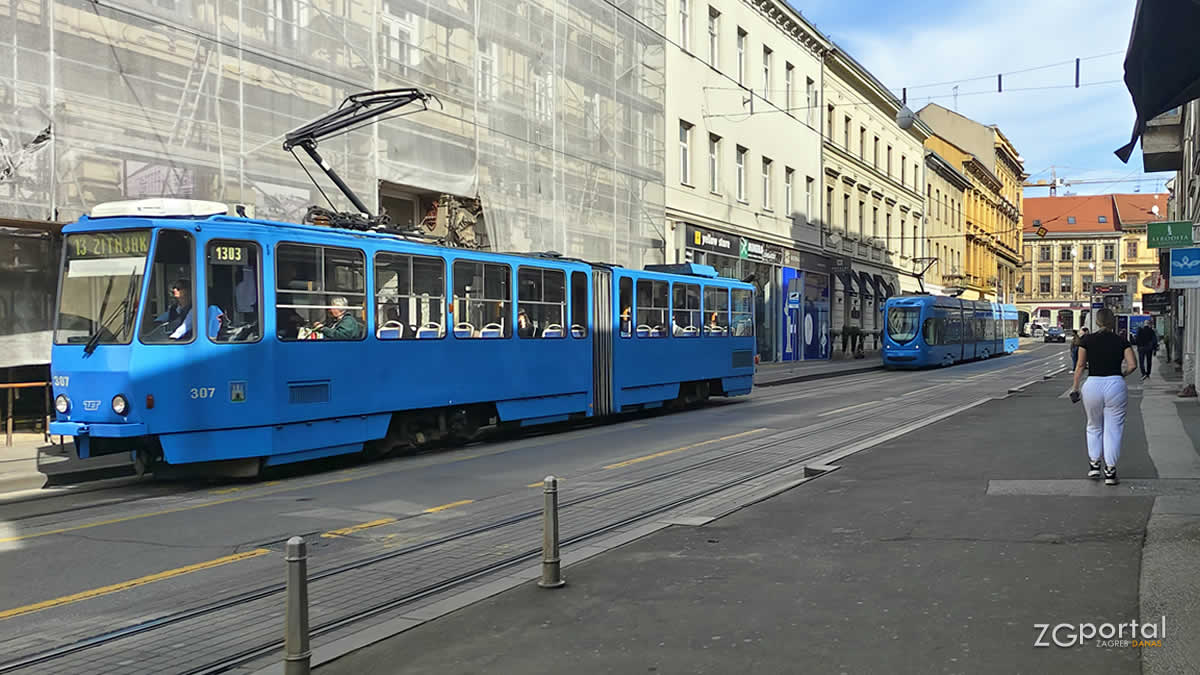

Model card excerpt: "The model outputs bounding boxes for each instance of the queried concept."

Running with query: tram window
[670,283,701,337]
[922,318,944,345]
[703,286,730,336]
[636,279,669,338]
[140,230,196,344]
[731,288,754,337]
[374,252,446,339]
[276,244,366,341]
[453,260,511,338]
[205,240,261,343]
[619,277,632,337]
[518,267,565,338]
[570,271,588,338]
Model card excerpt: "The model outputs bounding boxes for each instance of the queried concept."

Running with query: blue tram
[881,294,1019,369]
[48,200,757,475]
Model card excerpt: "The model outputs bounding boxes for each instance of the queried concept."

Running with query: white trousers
[1082,375,1128,467]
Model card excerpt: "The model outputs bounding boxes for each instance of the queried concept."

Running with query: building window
[900,218,906,256]
[477,41,498,101]
[806,77,816,126]
[1127,240,1138,259]
[1060,275,1072,294]
[1039,275,1051,294]
[886,146,892,176]
[707,7,720,67]
[872,206,878,238]
[843,116,850,149]
[762,157,773,210]
[736,146,747,202]
[679,120,692,185]
[843,194,850,232]
[859,126,866,160]
[826,186,834,228]
[761,46,772,100]
[886,212,892,248]
[1104,243,1115,260]
[381,6,420,71]
[935,190,941,220]
[805,176,814,223]
[736,28,746,85]
[858,200,865,237]
[1082,275,1093,292]
[901,156,907,185]
[1082,244,1094,260]
[679,0,690,51]
[1060,245,1072,262]
[1098,215,1108,223]
[826,105,834,138]
[708,134,720,194]
[784,63,793,111]
[784,167,794,215]
[873,136,879,168]
[1039,245,1051,262]
[1067,216,1076,224]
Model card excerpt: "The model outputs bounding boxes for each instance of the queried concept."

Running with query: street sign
[1035,226,1048,238]
[1091,302,1104,309]
[1148,221,1194,248]
[1169,247,1200,288]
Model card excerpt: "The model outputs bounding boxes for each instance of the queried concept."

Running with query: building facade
[921,150,971,295]
[821,46,929,355]
[666,0,830,363]
[1113,193,1169,309]
[918,104,1025,302]
[1018,195,1125,331]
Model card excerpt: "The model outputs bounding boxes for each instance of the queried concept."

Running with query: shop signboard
[1169,247,1200,288]
[1143,292,1170,314]
[1148,221,1193,249]
[686,225,783,265]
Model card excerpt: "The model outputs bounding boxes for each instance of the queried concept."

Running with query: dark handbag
[1069,390,1081,404]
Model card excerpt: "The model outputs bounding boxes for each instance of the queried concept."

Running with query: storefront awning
[874,274,893,299]
[857,271,875,300]
[836,269,857,295]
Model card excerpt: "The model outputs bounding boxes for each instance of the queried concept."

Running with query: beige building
[666,0,829,362]
[1113,193,1169,308]
[821,46,930,350]
[922,150,971,294]
[918,104,1025,302]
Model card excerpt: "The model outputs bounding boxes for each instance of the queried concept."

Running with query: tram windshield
[55,230,151,346]
[886,306,921,344]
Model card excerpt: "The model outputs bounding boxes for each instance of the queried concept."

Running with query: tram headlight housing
[54,395,69,414]
[111,394,129,416]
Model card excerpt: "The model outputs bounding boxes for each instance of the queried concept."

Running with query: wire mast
[283,88,437,230]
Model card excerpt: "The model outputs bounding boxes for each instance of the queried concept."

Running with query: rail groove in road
[0,347,1070,674]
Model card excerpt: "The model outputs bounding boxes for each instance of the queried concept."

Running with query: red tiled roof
[1023,195,1119,234]
[1112,193,1168,225]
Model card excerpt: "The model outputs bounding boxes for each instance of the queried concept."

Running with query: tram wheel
[133,449,152,479]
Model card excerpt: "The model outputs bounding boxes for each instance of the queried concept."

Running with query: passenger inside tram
[312,296,362,340]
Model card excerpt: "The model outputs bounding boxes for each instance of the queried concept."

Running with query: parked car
[1044,326,1066,343]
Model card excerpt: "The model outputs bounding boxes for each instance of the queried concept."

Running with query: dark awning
[1115,0,1200,161]
[873,274,891,299]
[857,271,875,299]
[836,270,857,295]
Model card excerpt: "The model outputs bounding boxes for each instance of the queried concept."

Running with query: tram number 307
[190,387,217,399]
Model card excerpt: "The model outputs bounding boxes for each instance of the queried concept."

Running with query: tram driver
[312,296,362,340]
[153,279,194,340]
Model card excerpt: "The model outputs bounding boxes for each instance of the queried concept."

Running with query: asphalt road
[0,341,1071,667]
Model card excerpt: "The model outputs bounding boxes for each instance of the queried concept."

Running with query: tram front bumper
[50,421,147,438]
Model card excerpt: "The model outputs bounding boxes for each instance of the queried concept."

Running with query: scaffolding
[0,0,668,268]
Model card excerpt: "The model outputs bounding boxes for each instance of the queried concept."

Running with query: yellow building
[922,150,970,293]
[1113,193,1169,309]
[918,104,1026,302]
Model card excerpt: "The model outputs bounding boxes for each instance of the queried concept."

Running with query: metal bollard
[284,536,311,675]
[538,475,565,588]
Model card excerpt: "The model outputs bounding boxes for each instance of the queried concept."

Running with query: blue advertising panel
[804,272,830,360]
[1169,247,1200,289]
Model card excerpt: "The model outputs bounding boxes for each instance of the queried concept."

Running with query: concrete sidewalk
[317,369,1200,674]
[0,433,132,501]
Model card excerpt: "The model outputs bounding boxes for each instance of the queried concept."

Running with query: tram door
[591,268,613,417]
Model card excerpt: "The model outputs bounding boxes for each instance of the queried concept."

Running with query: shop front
[830,254,901,355]
[682,224,830,362]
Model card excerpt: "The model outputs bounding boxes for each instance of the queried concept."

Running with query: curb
[0,472,47,495]
[755,364,883,388]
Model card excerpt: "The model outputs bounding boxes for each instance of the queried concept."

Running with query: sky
[790,0,1174,198]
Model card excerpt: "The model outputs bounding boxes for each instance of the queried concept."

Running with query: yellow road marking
[423,499,473,513]
[603,428,769,470]
[0,549,271,621]
[320,517,398,539]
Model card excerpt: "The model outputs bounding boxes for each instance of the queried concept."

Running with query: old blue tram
[880,294,1018,369]
[48,200,757,475]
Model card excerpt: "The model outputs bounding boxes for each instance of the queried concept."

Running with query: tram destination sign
[1148,221,1193,249]
[67,231,151,258]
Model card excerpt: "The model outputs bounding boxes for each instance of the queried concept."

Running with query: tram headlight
[54,395,69,414]
[111,394,129,416]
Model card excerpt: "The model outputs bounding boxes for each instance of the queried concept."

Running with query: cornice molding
[747,0,831,59]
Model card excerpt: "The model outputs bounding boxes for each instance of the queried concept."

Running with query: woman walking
[1069,309,1137,485]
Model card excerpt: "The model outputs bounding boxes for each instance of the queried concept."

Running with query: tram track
[0,346,1068,674]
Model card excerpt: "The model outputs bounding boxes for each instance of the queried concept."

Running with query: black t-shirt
[1080,330,1130,376]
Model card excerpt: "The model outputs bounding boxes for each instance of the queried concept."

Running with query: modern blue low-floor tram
[881,294,1019,369]
[48,200,757,476]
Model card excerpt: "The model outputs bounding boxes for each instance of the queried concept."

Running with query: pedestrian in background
[1135,322,1159,379]
[1070,330,1080,369]
[1069,309,1137,485]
